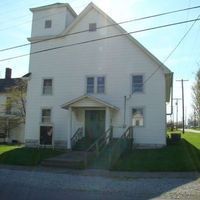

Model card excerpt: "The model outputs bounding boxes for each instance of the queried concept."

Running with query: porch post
[67,107,72,149]
[105,107,111,130]
[106,107,111,143]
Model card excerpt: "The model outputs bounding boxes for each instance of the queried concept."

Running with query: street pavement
[0,166,200,200]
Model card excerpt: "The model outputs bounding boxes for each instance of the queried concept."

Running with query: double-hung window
[43,79,52,95]
[132,75,143,93]
[86,76,105,94]
[40,108,53,145]
[87,77,95,94]
[41,109,51,123]
[132,108,144,127]
[97,77,105,93]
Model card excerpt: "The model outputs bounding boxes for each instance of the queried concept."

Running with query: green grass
[0,145,65,166]
[112,132,200,172]
[1,132,200,171]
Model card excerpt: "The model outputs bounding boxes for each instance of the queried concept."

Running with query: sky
[0,0,200,123]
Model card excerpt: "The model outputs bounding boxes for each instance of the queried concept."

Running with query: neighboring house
[25,2,173,149]
[0,68,27,143]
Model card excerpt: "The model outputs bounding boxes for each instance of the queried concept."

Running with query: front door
[85,110,105,140]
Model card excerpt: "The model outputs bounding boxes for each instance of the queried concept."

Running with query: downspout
[123,96,126,127]
[166,73,173,116]
[166,86,173,115]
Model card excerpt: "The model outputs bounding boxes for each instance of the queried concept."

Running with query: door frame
[84,108,106,139]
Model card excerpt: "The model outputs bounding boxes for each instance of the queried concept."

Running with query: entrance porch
[61,95,119,149]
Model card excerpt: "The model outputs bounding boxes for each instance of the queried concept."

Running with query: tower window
[89,23,97,31]
[45,20,52,28]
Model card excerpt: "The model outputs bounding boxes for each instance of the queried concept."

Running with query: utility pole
[173,98,181,130]
[176,79,189,133]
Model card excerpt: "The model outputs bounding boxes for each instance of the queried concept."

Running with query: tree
[6,79,27,123]
[0,79,27,139]
[192,68,200,127]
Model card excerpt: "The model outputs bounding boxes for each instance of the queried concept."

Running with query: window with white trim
[97,77,105,94]
[45,20,52,28]
[42,79,52,95]
[132,108,144,127]
[86,76,105,94]
[41,108,51,123]
[89,23,96,31]
[132,75,143,93]
[87,77,95,94]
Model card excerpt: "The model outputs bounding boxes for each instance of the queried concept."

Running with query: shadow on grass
[112,138,200,172]
[0,147,65,166]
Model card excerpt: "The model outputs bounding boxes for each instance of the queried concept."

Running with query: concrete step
[41,151,95,169]
[42,160,85,169]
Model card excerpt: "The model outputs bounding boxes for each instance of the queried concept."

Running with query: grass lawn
[112,132,200,172]
[0,145,65,166]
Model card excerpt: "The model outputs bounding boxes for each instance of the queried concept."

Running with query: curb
[0,164,199,179]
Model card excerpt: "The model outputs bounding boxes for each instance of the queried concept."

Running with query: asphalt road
[0,167,199,200]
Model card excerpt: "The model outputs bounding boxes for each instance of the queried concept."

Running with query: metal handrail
[109,126,133,167]
[84,127,113,166]
[86,127,112,153]
[71,127,83,147]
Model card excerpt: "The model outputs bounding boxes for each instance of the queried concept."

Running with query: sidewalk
[185,129,200,133]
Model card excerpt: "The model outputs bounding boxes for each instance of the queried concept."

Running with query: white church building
[25,2,173,149]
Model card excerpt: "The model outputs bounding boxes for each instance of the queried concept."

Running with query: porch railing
[84,126,113,166]
[71,127,83,148]
[109,126,133,167]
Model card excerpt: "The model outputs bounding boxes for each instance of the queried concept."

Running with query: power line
[0,1,88,32]
[143,14,200,85]
[173,98,181,130]
[0,17,200,63]
[126,14,198,112]
[176,79,189,133]
[1,4,200,52]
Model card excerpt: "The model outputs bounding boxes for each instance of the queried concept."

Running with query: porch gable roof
[61,95,119,110]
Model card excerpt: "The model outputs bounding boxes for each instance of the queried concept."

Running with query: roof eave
[61,95,119,110]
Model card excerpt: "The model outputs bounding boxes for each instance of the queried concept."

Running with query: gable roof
[29,2,171,75]
[30,3,77,18]
[61,95,119,110]
[0,78,21,93]
[61,3,170,72]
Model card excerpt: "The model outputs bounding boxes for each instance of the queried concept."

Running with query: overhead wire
[143,13,200,85]
[0,1,89,32]
[0,17,200,62]
[0,4,200,52]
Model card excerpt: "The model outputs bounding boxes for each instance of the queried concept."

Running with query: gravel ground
[0,168,199,199]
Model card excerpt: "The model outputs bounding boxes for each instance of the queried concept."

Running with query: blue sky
[0,0,200,122]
